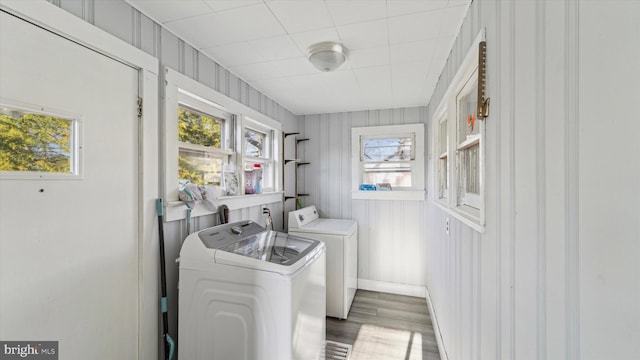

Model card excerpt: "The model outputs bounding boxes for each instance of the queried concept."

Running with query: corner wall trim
[426,286,448,360]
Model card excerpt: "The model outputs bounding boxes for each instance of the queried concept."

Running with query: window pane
[178,107,222,148]
[244,128,266,157]
[0,110,73,173]
[463,144,480,195]
[244,160,273,190]
[179,148,223,186]
[362,162,412,187]
[363,137,413,161]
[439,157,448,197]
[439,120,447,154]
[458,80,479,141]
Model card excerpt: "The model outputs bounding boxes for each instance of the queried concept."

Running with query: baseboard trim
[425,286,448,360]
[357,279,427,298]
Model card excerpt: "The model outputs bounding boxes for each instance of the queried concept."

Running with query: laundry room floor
[326,290,440,360]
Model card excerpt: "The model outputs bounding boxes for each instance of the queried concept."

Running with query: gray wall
[48,0,299,356]
[425,1,640,359]
[300,107,429,291]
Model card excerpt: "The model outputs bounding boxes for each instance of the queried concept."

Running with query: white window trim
[164,67,282,222]
[240,115,279,194]
[0,98,84,180]
[431,29,486,231]
[351,123,425,201]
[434,108,448,202]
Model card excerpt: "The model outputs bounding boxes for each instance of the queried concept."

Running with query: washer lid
[289,218,357,236]
[214,230,324,275]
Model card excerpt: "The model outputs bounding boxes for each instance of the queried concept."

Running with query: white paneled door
[0,11,139,359]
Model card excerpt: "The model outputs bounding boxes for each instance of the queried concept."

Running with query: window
[0,103,80,178]
[164,68,283,221]
[436,111,449,199]
[431,30,485,230]
[456,73,480,209]
[361,135,414,187]
[242,118,276,192]
[352,124,425,201]
[177,104,229,187]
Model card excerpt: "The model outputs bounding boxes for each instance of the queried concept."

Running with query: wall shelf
[282,133,310,211]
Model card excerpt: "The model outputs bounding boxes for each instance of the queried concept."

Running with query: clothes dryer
[288,206,357,319]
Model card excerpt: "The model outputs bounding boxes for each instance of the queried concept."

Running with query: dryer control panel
[288,206,320,229]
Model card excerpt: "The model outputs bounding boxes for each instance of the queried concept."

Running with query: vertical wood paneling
[534,2,547,359]
[564,1,580,359]
[543,1,567,358]
[422,0,630,359]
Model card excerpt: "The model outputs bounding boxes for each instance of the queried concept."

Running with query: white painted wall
[425,1,640,359]
[300,108,429,296]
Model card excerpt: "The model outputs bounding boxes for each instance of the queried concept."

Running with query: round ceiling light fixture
[307,42,349,72]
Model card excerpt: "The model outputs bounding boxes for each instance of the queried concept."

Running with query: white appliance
[178,220,326,360]
[288,206,358,319]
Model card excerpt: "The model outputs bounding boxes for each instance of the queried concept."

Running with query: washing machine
[178,220,326,360]
[288,206,357,319]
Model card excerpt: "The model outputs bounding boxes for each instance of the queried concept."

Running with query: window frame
[164,68,282,222]
[435,109,449,200]
[0,99,83,180]
[351,123,425,201]
[240,116,278,193]
[431,29,486,231]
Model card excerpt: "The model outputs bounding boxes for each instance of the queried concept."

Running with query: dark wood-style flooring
[326,290,441,360]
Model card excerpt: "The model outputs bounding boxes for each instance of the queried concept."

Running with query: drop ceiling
[126,0,470,115]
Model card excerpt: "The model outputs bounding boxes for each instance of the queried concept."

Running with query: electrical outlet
[445,217,450,236]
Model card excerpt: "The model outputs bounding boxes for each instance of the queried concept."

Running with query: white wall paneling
[426,1,640,360]
[300,107,429,294]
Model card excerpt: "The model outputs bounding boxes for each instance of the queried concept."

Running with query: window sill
[352,190,425,201]
[165,191,283,222]
[433,200,485,233]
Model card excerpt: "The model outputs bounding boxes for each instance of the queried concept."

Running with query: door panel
[0,12,139,359]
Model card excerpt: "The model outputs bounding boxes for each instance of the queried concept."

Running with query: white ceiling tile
[354,66,393,107]
[230,62,282,81]
[289,28,342,54]
[388,11,443,44]
[201,42,260,67]
[272,57,317,77]
[166,3,285,48]
[348,46,389,69]
[391,62,428,97]
[128,0,212,23]
[441,5,469,37]
[390,39,437,65]
[448,0,472,7]
[387,0,449,18]
[266,1,334,34]
[325,1,387,26]
[202,0,261,12]
[337,19,389,50]
[246,35,303,62]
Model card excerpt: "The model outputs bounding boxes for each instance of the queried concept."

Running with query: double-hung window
[352,124,425,200]
[436,111,449,199]
[456,72,481,209]
[242,117,276,193]
[432,30,485,230]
